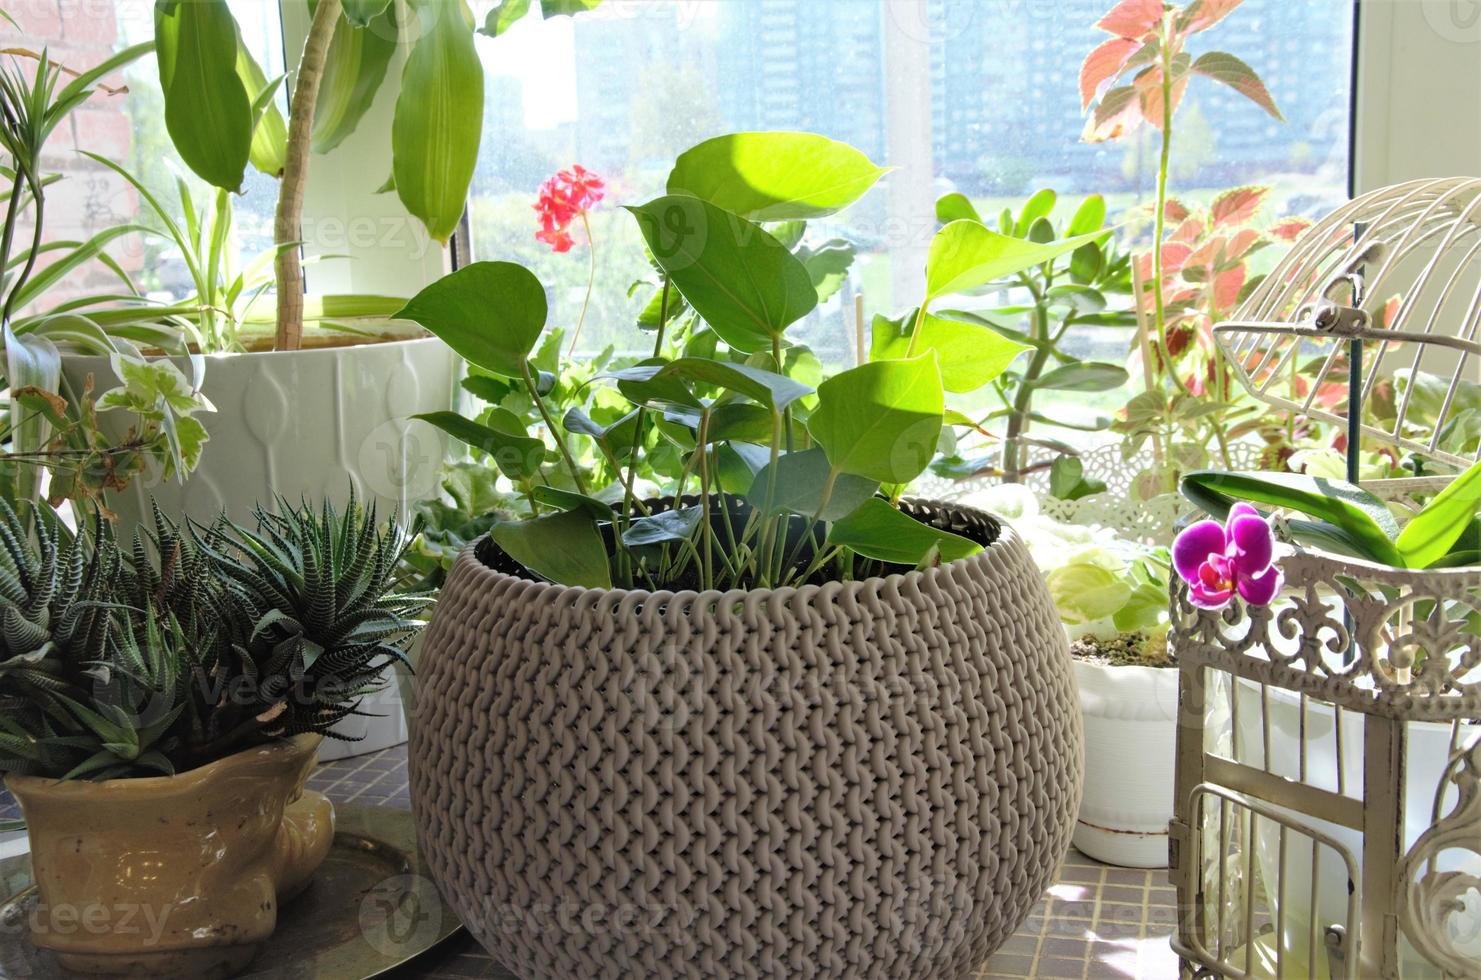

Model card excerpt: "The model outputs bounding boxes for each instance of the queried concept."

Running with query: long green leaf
[392,0,483,243]
[314,5,397,153]
[8,225,153,312]
[155,0,253,191]
[413,411,544,482]
[1181,470,1402,566]
[1396,460,1481,568]
[236,40,287,176]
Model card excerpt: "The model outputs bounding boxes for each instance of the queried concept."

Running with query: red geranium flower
[533,165,605,252]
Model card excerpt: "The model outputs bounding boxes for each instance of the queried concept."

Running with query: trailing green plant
[395,131,1111,592]
[0,495,427,780]
[151,0,604,349]
[0,46,210,516]
[925,188,1135,489]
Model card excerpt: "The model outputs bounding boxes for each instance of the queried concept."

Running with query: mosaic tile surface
[1,746,1181,979]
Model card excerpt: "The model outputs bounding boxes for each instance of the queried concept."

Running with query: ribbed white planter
[1072,658,1180,867]
[62,336,458,761]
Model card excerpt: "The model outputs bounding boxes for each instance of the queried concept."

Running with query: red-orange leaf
[1268,217,1311,242]
[1096,0,1166,39]
[1192,51,1284,121]
[1213,264,1246,312]
[1080,36,1139,110]
[1163,198,1191,222]
[1210,185,1269,228]
[1170,215,1205,244]
[1225,227,1263,261]
[1081,83,1142,142]
[1182,0,1245,34]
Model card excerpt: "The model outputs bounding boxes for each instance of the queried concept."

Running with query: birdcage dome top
[1216,176,1481,468]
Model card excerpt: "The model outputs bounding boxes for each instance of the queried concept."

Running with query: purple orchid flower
[1172,502,1283,609]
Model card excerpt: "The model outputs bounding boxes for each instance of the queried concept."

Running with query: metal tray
[0,805,463,979]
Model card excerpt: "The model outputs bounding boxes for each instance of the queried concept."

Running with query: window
[464,0,1355,388]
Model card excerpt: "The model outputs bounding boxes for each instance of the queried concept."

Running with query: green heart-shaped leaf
[667,131,886,220]
[394,261,547,378]
[870,311,1030,393]
[627,196,817,353]
[747,448,879,520]
[491,511,612,589]
[826,499,981,565]
[808,354,944,484]
[925,220,1110,302]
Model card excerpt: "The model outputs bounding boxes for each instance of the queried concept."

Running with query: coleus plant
[396,131,1109,591]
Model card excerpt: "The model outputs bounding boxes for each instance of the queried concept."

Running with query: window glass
[466,0,1355,409]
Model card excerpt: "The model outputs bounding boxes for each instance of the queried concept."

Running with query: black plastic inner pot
[475,495,1001,591]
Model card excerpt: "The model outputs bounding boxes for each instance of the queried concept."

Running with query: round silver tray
[0,805,463,979]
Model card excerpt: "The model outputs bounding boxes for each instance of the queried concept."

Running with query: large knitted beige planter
[409,500,1082,979]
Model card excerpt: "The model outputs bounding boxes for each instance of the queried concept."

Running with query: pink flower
[1173,502,1283,608]
[533,164,605,252]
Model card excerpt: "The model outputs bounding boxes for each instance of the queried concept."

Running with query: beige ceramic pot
[4,734,334,979]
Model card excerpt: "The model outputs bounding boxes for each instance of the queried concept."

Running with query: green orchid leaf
[412,411,544,482]
[491,511,611,589]
[808,354,944,484]
[393,0,483,243]
[155,0,253,192]
[314,4,397,153]
[747,448,879,521]
[1181,470,1402,566]
[1396,459,1481,568]
[667,131,886,220]
[870,310,1030,393]
[827,499,980,565]
[393,261,546,378]
[925,220,1110,302]
[627,195,817,353]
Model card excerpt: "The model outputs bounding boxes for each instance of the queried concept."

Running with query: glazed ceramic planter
[409,500,1084,980]
[1071,659,1179,867]
[4,734,334,979]
[60,334,458,532]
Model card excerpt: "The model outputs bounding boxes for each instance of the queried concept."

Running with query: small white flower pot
[1072,658,1180,867]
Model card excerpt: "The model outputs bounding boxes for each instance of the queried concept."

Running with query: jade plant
[927,188,1135,489]
[0,496,426,780]
[395,131,1109,591]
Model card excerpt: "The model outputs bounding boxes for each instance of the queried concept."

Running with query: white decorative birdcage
[1170,177,1481,980]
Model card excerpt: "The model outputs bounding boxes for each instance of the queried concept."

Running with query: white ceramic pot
[1232,679,1481,977]
[1071,658,1180,867]
[63,336,458,761]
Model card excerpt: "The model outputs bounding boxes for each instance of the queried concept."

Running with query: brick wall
[1,0,145,311]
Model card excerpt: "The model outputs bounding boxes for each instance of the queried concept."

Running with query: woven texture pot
[409,500,1082,980]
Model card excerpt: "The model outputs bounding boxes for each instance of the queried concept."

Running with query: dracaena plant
[395,131,1110,592]
[0,496,427,780]
[925,188,1135,491]
[153,0,603,350]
